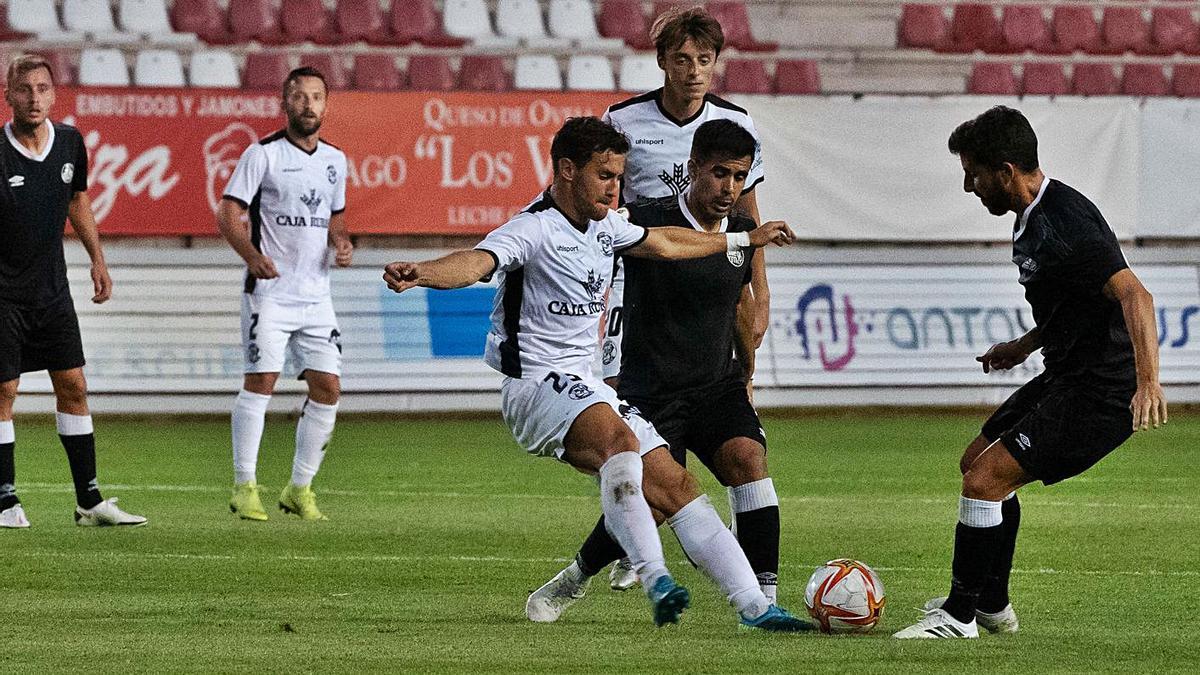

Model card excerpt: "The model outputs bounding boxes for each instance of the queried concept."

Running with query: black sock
[576,515,626,577]
[0,440,16,510]
[60,433,102,509]
[979,495,1021,613]
[941,522,1002,624]
[733,505,780,596]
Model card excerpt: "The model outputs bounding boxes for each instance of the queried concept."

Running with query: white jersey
[223,130,347,303]
[475,191,649,379]
[602,89,765,204]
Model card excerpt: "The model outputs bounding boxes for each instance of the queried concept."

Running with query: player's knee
[716,443,767,486]
[607,425,640,456]
[961,467,1002,500]
[307,375,340,404]
[53,380,87,407]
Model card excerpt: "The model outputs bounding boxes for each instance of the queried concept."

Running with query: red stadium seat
[242,52,290,90]
[459,55,509,92]
[171,0,235,44]
[280,0,344,45]
[1001,5,1054,54]
[708,1,777,52]
[1051,5,1102,54]
[940,3,1004,53]
[967,62,1017,95]
[898,4,947,50]
[721,59,771,93]
[773,59,820,94]
[353,54,403,90]
[335,0,396,45]
[228,0,286,45]
[1172,63,1200,97]
[1021,62,1068,95]
[1071,63,1118,96]
[298,53,349,90]
[0,3,33,40]
[1101,7,1150,54]
[1149,7,1199,55]
[34,50,75,85]
[408,55,455,91]
[599,0,652,50]
[390,0,466,47]
[1121,63,1168,96]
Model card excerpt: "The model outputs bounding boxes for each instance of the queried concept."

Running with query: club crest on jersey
[579,269,606,299]
[61,163,74,184]
[596,232,614,256]
[658,163,691,195]
[300,188,323,214]
[568,383,594,400]
[727,249,745,267]
[327,165,337,184]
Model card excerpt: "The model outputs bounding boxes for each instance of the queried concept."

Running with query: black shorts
[0,294,86,382]
[629,380,767,476]
[981,372,1134,485]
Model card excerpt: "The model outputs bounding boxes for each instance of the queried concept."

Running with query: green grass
[4,412,1197,673]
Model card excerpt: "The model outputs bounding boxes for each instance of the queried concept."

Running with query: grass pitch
[4,412,1197,673]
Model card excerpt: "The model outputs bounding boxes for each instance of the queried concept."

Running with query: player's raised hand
[334,237,354,268]
[247,252,279,279]
[1130,382,1168,431]
[384,261,422,293]
[750,220,796,248]
[90,260,113,304]
[976,340,1030,373]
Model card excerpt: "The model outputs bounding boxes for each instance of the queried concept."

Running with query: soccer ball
[803,559,886,634]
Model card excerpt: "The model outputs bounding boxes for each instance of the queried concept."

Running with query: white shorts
[500,370,666,460]
[595,261,624,381]
[241,294,342,376]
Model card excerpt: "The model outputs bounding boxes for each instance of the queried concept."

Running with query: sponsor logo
[579,269,606,300]
[635,138,664,145]
[596,231,614,256]
[727,249,745,267]
[274,214,330,228]
[555,244,579,253]
[568,383,594,400]
[547,300,606,316]
[8,175,24,187]
[658,163,690,195]
[61,163,74,184]
[300,188,323,214]
[204,122,259,214]
[282,167,303,172]
[327,164,337,184]
[1016,433,1032,451]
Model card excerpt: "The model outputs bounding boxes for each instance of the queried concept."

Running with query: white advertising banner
[1139,99,1200,239]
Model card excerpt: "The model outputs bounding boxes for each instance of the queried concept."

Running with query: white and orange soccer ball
[803,559,886,634]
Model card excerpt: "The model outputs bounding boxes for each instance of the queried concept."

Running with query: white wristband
[726,231,750,251]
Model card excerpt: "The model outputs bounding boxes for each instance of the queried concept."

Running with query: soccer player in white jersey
[217,67,352,522]
[383,117,812,631]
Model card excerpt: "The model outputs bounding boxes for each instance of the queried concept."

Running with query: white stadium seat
[619,54,663,92]
[79,48,131,86]
[119,0,198,43]
[567,55,615,91]
[514,54,562,91]
[134,49,186,86]
[8,0,85,41]
[189,49,240,88]
[496,0,546,40]
[443,0,495,39]
[63,0,139,42]
[548,0,596,40]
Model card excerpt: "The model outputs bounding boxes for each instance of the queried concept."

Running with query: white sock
[232,390,270,484]
[0,420,14,444]
[55,412,93,436]
[669,494,771,620]
[959,495,1003,527]
[729,478,780,603]
[292,398,337,487]
[598,451,668,591]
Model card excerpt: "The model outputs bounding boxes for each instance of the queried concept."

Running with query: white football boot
[526,560,591,623]
[609,557,640,591]
[74,497,147,527]
[0,503,30,528]
[923,596,1019,634]
[893,608,979,639]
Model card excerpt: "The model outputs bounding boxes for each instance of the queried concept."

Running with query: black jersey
[0,121,89,308]
[617,194,755,402]
[1013,179,1134,383]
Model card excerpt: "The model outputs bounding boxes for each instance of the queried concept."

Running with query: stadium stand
[241,50,289,90]
[64,0,138,43]
[1051,5,1103,54]
[407,54,455,91]
[1022,61,1069,96]
[513,53,562,90]
[967,61,1017,95]
[119,0,195,43]
[227,0,286,45]
[79,47,130,85]
[1001,5,1054,54]
[1071,62,1119,96]
[280,0,342,46]
[709,0,777,52]
[773,58,821,94]
[942,3,1003,54]
[189,48,240,86]
[722,58,772,93]
[598,0,653,50]
[1101,6,1151,55]
[1173,62,1200,96]
[10,0,84,42]
[390,0,465,47]
[169,0,235,44]
[134,47,185,85]
[353,53,402,90]
[298,52,349,89]
[458,54,509,91]
[1122,62,1169,97]
[335,0,395,46]
[618,53,661,92]
[566,53,616,91]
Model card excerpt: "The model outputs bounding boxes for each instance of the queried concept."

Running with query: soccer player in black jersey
[0,55,146,529]
[526,120,797,624]
[894,106,1167,639]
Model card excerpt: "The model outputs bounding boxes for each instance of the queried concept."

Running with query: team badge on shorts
[596,232,614,256]
[726,249,745,267]
[327,165,337,184]
[568,383,594,400]
[61,163,74,184]
[247,342,261,364]
[602,340,616,365]
[617,403,644,420]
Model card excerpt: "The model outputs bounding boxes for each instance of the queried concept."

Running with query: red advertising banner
[58,88,618,236]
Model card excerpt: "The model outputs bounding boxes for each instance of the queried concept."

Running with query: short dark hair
[7,54,54,88]
[550,117,630,174]
[282,66,327,98]
[651,6,725,59]
[691,119,756,166]
[948,105,1039,172]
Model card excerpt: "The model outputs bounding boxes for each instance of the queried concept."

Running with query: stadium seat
[79,48,130,86]
[0,8,32,41]
[967,62,1017,95]
[242,52,290,90]
[336,0,396,45]
[134,49,185,86]
[353,54,403,90]
[228,0,286,45]
[407,55,455,91]
[1172,63,1200,97]
[458,55,509,92]
[35,50,77,85]
[1001,5,1054,54]
[496,0,547,40]
[281,0,344,45]
[599,0,652,50]
[170,0,236,44]
[708,1,777,52]
[898,4,947,50]
[1021,62,1068,95]
[619,54,661,92]
[514,54,562,90]
[119,0,195,43]
[298,53,349,89]
[548,0,600,41]
[64,0,138,41]
[1149,7,1199,55]
[1071,63,1119,96]
[10,0,83,41]
[1121,63,1168,96]
[444,0,497,41]
[1051,5,1103,54]
[390,0,465,47]
[721,59,771,94]
[773,59,820,95]
[190,48,240,87]
[566,55,615,91]
[1101,7,1150,54]
[940,3,1004,53]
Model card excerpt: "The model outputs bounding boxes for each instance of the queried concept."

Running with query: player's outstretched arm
[217,198,278,280]
[383,250,496,293]
[67,192,112,304]
[626,220,795,261]
[1104,268,1167,431]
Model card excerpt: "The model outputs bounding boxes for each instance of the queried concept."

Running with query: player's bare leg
[230,372,277,521]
